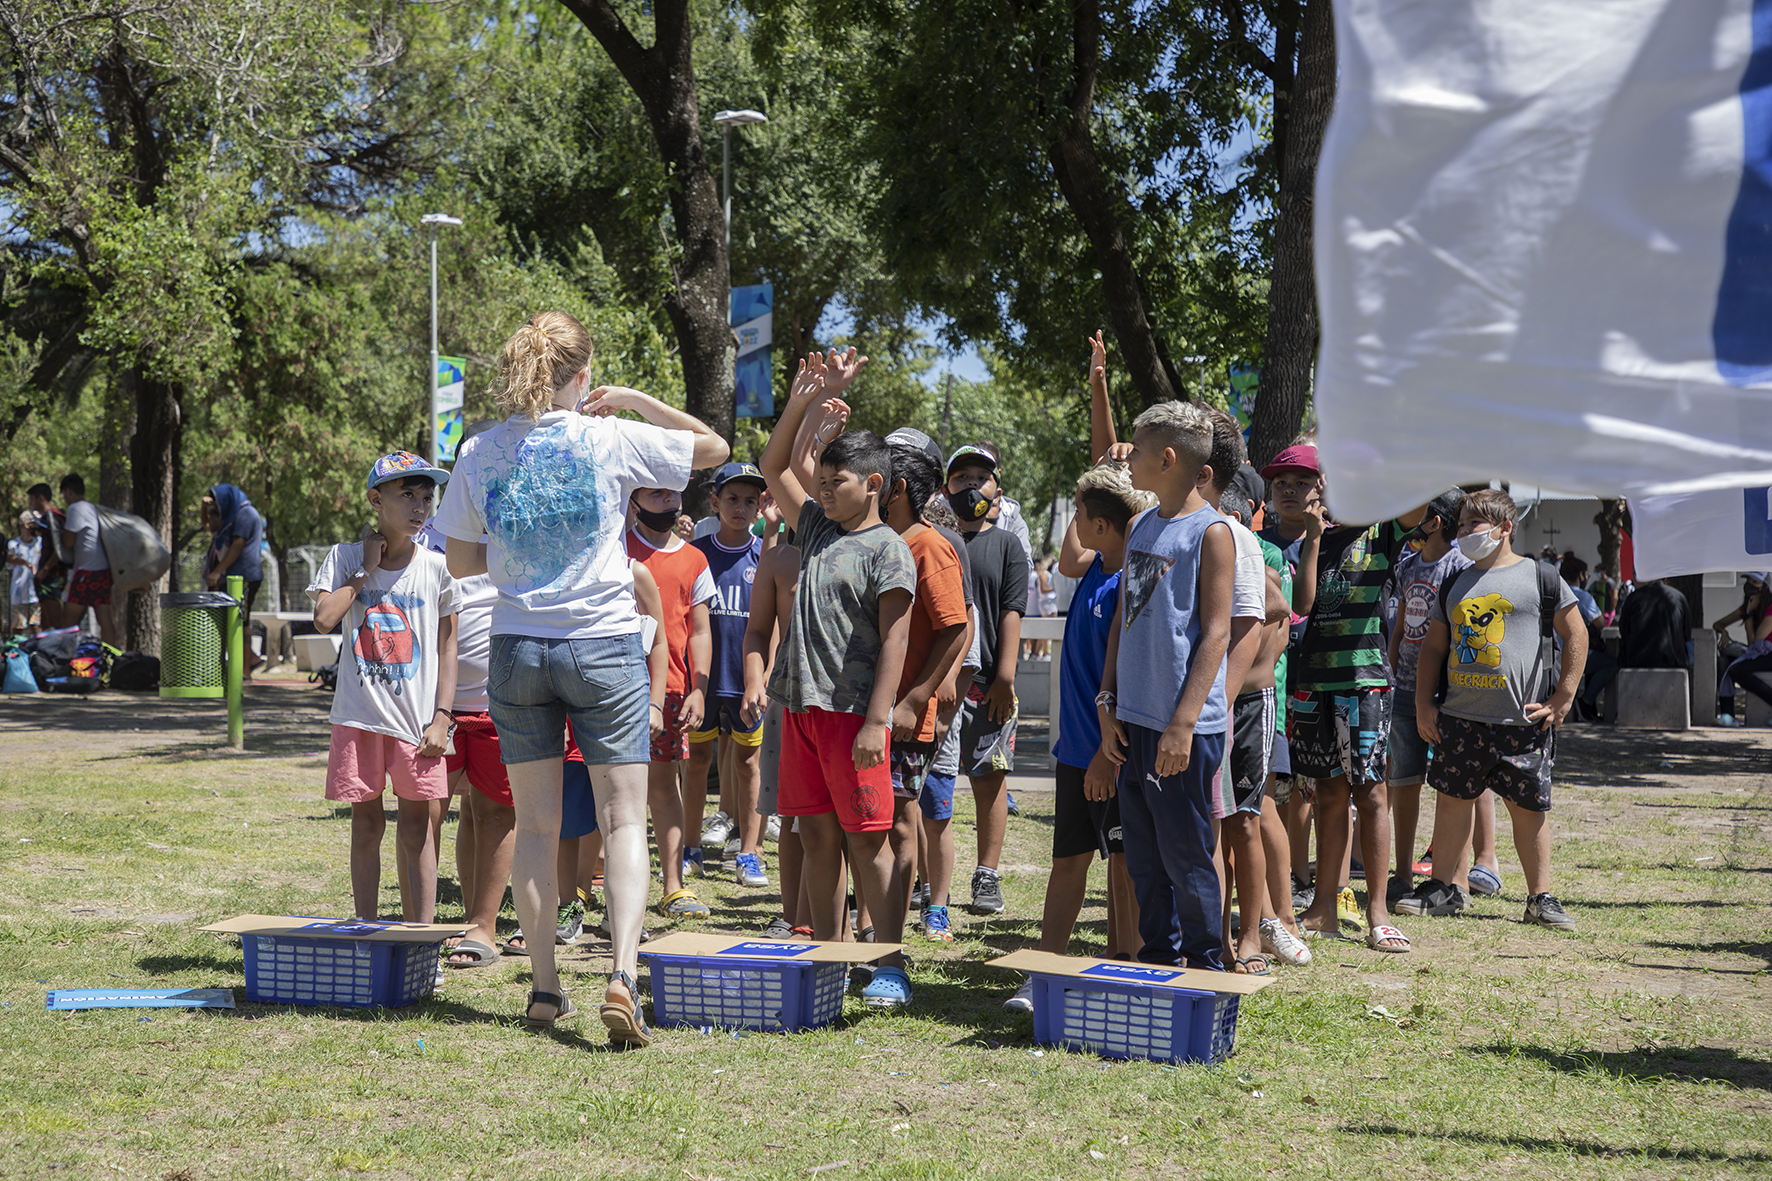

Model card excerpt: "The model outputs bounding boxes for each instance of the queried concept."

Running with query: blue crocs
[1468,864,1504,897]
[861,964,912,1008]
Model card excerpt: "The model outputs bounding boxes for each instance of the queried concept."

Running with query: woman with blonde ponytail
[434,311,728,1046]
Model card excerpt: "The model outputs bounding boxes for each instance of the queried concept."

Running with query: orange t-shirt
[626,528,715,696]
[897,527,971,742]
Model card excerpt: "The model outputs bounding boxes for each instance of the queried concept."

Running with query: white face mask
[1457,526,1501,561]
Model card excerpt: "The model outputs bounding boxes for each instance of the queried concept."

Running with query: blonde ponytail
[493,311,594,420]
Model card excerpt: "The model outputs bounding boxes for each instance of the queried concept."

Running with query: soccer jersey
[1296,521,1409,693]
[692,532,762,700]
[627,528,717,697]
[1053,554,1118,767]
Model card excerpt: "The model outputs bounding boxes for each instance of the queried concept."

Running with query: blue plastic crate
[242,931,443,1009]
[1029,973,1240,1064]
[641,951,848,1032]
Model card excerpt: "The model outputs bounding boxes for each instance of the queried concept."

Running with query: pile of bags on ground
[3,626,159,694]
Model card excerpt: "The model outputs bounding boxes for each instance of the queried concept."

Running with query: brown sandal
[600,969,652,1047]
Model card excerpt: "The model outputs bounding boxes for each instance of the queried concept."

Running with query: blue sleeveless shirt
[1115,504,1229,735]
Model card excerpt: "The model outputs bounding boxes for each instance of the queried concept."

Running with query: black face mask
[634,504,679,532]
[947,487,994,523]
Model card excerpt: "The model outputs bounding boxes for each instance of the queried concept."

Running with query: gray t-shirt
[1391,545,1473,695]
[768,500,918,715]
[1431,558,1576,726]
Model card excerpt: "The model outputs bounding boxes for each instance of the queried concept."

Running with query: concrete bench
[292,633,342,672]
[1613,668,1691,730]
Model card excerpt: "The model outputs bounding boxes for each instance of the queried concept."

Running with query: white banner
[1630,488,1772,579]
[1316,0,1772,523]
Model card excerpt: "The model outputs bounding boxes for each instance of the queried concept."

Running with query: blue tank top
[1115,504,1229,736]
[693,533,761,699]
[1054,555,1119,768]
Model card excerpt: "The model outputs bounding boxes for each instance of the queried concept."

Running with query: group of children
[312,317,1589,1041]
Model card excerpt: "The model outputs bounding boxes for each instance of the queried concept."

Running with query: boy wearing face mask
[1407,489,1586,931]
[944,444,1030,917]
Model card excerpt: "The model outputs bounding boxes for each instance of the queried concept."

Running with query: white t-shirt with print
[308,542,461,746]
[433,411,694,640]
[1225,516,1269,621]
[417,523,497,713]
[63,500,107,572]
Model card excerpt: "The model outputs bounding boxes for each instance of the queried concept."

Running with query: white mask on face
[1457,526,1501,561]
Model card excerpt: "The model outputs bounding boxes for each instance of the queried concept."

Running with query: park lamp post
[421,213,462,455]
[712,109,767,286]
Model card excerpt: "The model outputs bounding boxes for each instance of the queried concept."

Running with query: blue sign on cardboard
[718,941,814,957]
[294,919,396,936]
[1079,963,1184,984]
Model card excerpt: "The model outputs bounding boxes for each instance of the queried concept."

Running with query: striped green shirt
[1296,521,1407,693]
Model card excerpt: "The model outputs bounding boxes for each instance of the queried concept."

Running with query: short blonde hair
[1132,400,1212,469]
[493,311,593,420]
[1075,461,1156,529]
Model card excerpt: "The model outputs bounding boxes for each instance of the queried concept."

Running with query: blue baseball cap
[367,451,450,491]
[713,461,767,492]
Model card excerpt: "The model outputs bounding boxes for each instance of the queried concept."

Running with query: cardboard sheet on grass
[986,950,1272,996]
[199,915,468,942]
[640,932,904,962]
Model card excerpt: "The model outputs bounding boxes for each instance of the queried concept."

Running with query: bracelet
[649,702,664,712]
[1095,690,1116,708]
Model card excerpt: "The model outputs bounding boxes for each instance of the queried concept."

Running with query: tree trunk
[98,370,134,513]
[560,0,736,447]
[126,368,180,656]
[1046,0,1180,411]
[1248,0,1336,468]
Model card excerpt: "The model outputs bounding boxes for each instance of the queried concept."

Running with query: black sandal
[520,989,575,1028]
[600,969,652,1047]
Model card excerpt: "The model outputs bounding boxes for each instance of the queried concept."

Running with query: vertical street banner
[434,355,465,463]
[1315,0,1772,522]
[732,283,773,419]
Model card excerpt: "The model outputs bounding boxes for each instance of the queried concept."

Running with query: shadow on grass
[1471,1042,1772,1092]
[1344,1122,1771,1164]
[1643,938,1772,968]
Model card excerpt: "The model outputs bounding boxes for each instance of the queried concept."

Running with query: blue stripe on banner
[1716,0,1772,383]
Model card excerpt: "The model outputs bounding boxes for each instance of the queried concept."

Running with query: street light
[712,109,767,284]
[421,213,462,457]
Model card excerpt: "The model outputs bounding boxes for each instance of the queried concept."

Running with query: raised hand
[579,385,645,416]
[811,396,851,448]
[822,346,869,395]
[788,352,827,403]
[1088,330,1107,394]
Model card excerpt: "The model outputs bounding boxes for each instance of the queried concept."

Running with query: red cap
[1259,444,1319,480]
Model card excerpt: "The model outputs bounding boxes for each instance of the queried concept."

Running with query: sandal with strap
[601,969,652,1048]
[520,989,576,1029]
[1367,924,1411,953]
[660,887,710,918]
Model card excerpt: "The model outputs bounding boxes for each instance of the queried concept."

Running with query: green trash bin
[159,591,239,699]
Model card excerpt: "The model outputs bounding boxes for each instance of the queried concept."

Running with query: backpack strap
[1537,560,1562,698]
[1432,567,1467,706]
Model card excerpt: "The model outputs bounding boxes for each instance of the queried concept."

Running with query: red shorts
[444,713,512,807]
[65,568,112,608]
[325,725,448,803]
[778,707,892,833]
[650,691,690,763]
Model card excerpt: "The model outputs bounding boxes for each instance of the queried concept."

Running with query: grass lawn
[0,681,1768,1180]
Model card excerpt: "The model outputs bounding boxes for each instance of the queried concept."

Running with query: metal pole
[428,228,439,460]
[722,124,732,285]
[225,574,244,750]
[940,371,955,454]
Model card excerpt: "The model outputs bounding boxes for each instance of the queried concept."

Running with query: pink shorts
[443,713,513,807]
[325,725,449,803]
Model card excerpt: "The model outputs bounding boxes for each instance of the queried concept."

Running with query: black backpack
[1433,560,1564,706]
[310,661,338,691]
[110,652,160,692]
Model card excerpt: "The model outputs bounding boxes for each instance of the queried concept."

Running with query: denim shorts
[487,632,650,767]
[1387,688,1431,787]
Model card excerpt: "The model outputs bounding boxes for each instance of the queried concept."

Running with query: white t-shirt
[1225,516,1269,621]
[433,411,694,639]
[8,537,39,604]
[308,542,461,746]
[63,500,107,572]
[417,524,497,713]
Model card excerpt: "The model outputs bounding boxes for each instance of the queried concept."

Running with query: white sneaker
[1002,978,1035,1013]
[765,814,782,841]
[724,837,742,862]
[1259,918,1312,967]
[701,811,735,847]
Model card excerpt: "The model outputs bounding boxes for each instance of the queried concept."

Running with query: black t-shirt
[960,525,1029,685]
[1618,582,1692,669]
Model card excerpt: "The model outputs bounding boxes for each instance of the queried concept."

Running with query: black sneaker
[1290,875,1315,914]
[1385,872,1415,913]
[969,867,1005,915]
[1524,892,1577,931]
[1393,878,1470,917]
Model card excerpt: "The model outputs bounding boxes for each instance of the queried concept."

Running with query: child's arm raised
[1087,330,1118,463]
[580,385,730,470]
[856,587,914,769]
[1156,520,1235,777]
[760,353,828,534]
[420,612,458,758]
